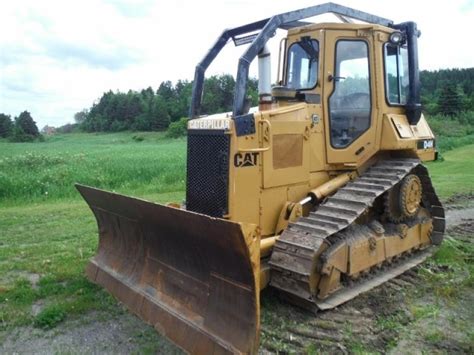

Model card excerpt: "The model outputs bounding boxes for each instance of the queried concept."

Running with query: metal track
[315,248,433,309]
[269,158,445,309]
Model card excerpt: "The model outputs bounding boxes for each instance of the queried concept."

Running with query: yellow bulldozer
[76,3,445,353]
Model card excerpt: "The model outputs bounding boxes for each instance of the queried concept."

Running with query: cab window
[329,40,371,148]
[384,43,409,104]
[286,38,319,90]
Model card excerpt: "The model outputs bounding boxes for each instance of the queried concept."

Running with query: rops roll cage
[189,2,422,124]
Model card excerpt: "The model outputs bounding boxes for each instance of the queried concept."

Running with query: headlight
[389,31,404,44]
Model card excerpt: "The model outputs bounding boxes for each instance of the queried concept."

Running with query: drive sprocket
[400,174,422,217]
[385,173,422,222]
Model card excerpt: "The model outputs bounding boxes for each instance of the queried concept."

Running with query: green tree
[131,95,169,131]
[157,81,181,121]
[74,109,89,124]
[437,84,464,116]
[15,111,40,137]
[202,74,236,114]
[174,80,192,119]
[468,93,474,111]
[247,78,259,107]
[150,96,170,130]
[420,68,474,115]
[0,113,13,138]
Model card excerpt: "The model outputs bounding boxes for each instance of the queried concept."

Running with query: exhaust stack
[258,45,272,110]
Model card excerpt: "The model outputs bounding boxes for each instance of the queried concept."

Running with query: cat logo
[234,152,258,167]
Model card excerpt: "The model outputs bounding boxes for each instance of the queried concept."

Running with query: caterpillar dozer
[76,3,445,353]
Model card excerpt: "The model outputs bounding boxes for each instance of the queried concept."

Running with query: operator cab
[271,22,418,163]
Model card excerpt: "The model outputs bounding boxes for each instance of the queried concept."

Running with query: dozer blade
[76,184,259,354]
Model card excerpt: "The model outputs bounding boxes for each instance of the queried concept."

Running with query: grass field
[0,132,186,205]
[0,133,473,353]
[427,144,474,198]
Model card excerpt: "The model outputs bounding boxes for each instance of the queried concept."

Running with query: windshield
[286,39,319,90]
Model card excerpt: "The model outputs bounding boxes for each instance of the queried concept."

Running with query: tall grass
[426,112,474,153]
[0,132,186,205]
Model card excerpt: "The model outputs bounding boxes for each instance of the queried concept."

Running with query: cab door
[322,29,378,165]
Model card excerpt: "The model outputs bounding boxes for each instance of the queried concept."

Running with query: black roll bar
[189,2,395,119]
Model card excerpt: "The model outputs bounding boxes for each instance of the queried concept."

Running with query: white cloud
[0,0,473,128]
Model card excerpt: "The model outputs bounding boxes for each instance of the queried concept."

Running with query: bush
[427,113,474,138]
[8,126,43,142]
[110,120,129,132]
[9,127,35,142]
[425,111,474,152]
[457,111,474,126]
[132,135,145,142]
[437,135,474,152]
[166,117,188,138]
[131,114,152,131]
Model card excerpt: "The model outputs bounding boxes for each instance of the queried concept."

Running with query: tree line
[75,68,471,133]
[421,68,474,116]
[1,68,472,141]
[0,111,42,142]
[78,75,259,133]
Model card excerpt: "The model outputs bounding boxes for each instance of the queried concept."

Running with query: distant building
[41,125,56,135]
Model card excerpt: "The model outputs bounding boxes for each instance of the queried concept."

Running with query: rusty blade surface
[76,184,258,354]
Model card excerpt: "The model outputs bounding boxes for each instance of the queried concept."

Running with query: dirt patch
[27,273,41,289]
[31,300,44,317]
[443,192,474,209]
[445,195,474,223]
[1,311,182,355]
[0,271,41,289]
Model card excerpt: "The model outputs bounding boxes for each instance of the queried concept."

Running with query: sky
[1,0,473,128]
